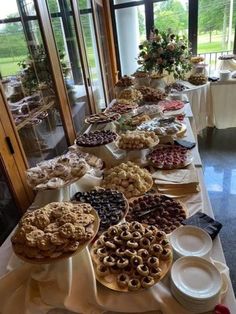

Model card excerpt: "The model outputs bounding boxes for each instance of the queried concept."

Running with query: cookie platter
[26,151,103,191]
[147,145,193,170]
[126,193,188,234]
[11,201,100,264]
[72,188,129,233]
[76,130,118,147]
[85,112,121,125]
[91,222,173,292]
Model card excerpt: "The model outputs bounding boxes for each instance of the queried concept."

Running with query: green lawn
[0,55,26,77]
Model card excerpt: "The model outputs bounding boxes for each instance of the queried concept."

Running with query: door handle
[5,137,15,154]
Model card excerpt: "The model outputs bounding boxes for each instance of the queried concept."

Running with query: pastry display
[73,189,128,232]
[26,151,89,190]
[148,145,192,169]
[165,82,188,93]
[118,88,143,102]
[106,100,138,115]
[101,161,153,199]
[127,194,187,234]
[117,130,159,150]
[76,130,117,147]
[136,104,163,117]
[191,56,205,64]
[188,74,208,85]
[85,112,120,124]
[137,86,166,102]
[68,148,104,169]
[158,100,184,112]
[138,117,183,136]
[115,75,134,87]
[91,222,172,292]
[133,71,149,78]
[11,201,99,263]
[119,114,152,132]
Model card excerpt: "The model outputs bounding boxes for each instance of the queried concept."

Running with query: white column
[115,1,140,75]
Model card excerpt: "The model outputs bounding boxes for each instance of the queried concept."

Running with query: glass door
[0,159,21,245]
[0,0,69,167]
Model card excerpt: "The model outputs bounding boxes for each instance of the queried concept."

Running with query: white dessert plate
[170,225,212,258]
[171,256,222,300]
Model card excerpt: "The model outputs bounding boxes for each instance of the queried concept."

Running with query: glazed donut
[120,230,132,240]
[137,264,149,276]
[105,241,116,249]
[127,239,139,249]
[147,256,159,268]
[139,237,150,249]
[132,231,142,240]
[128,278,141,291]
[150,244,163,257]
[116,247,126,256]
[97,264,110,277]
[114,236,123,245]
[103,256,116,266]
[149,266,162,278]
[97,247,108,257]
[130,255,143,267]
[117,257,129,269]
[160,248,172,260]
[125,248,137,257]
[141,276,155,288]
[117,273,129,288]
[137,249,149,260]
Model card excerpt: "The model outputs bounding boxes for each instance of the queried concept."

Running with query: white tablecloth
[0,168,236,314]
[182,82,214,133]
[211,82,236,128]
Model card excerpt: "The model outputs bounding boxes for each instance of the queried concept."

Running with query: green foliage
[154,0,188,35]
[137,29,192,79]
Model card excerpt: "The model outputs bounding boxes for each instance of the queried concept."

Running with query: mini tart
[113,236,123,245]
[128,278,141,291]
[127,239,139,248]
[103,256,116,266]
[156,231,166,241]
[108,226,119,237]
[97,264,110,277]
[147,256,159,268]
[117,273,129,288]
[116,247,126,256]
[139,237,150,249]
[141,276,155,288]
[125,248,137,257]
[117,257,129,269]
[149,266,162,278]
[97,247,108,257]
[132,231,142,240]
[160,248,172,260]
[137,249,149,260]
[130,255,143,267]
[160,239,170,247]
[130,221,145,233]
[105,241,116,249]
[151,244,163,257]
[120,230,132,240]
[137,264,149,276]
[146,225,158,235]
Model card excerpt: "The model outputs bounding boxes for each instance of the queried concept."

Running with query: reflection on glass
[0,0,68,167]
[115,5,145,75]
[205,166,223,192]
[154,0,188,37]
[0,160,20,245]
[78,0,91,9]
[114,0,142,4]
[47,0,90,134]
[80,12,106,110]
[230,169,236,195]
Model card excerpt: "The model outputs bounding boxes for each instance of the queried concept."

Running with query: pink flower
[167,43,176,51]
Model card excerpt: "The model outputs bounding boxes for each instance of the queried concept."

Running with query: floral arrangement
[137,29,192,79]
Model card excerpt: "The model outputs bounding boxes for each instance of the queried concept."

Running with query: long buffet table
[0,104,235,314]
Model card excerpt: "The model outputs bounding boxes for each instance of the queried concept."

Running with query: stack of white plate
[170,225,212,259]
[171,256,222,313]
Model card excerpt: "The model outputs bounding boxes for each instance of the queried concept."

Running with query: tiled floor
[198,127,236,295]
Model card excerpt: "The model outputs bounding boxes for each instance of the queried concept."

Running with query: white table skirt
[0,168,235,314]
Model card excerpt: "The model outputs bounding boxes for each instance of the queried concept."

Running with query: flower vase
[150,77,166,91]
